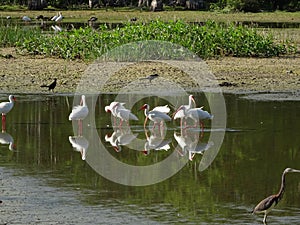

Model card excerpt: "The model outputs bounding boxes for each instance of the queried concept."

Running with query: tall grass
[14,20,296,60]
[0,25,42,47]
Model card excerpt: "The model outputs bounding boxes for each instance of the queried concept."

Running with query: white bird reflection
[143,129,171,155]
[174,131,213,161]
[0,131,16,151]
[105,127,138,152]
[69,136,89,160]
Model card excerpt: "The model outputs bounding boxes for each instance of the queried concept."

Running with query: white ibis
[55,12,63,23]
[105,102,137,127]
[173,95,196,128]
[252,168,300,224]
[152,105,170,114]
[186,107,213,131]
[0,131,16,151]
[0,95,16,132]
[22,16,31,22]
[140,104,171,130]
[69,136,89,160]
[51,13,58,21]
[69,95,89,135]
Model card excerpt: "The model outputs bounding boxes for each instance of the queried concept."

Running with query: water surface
[0,93,299,224]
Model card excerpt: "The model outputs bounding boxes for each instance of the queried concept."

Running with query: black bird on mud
[41,78,57,91]
[140,74,159,83]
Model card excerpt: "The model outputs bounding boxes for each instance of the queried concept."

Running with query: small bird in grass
[252,168,300,224]
[40,78,57,92]
[140,73,159,83]
[88,16,98,22]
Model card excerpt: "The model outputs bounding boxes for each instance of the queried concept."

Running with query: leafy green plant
[15,20,296,60]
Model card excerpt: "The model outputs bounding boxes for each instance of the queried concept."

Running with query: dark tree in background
[0,0,298,11]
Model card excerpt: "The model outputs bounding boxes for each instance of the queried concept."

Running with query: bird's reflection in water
[174,130,213,161]
[0,130,16,151]
[69,136,89,160]
[143,128,171,155]
[105,126,138,152]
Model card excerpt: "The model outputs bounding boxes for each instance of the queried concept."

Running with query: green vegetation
[0,25,42,47]
[14,20,296,60]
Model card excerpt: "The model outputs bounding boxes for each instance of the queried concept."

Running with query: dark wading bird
[140,73,159,83]
[40,78,57,92]
[252,168,300,224]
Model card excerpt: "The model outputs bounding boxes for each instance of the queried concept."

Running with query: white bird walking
[140,104,171,130]
[0,95,16,132]
[69,95,89,135]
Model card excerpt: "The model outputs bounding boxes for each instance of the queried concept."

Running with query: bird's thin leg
[2,114,6,132]
[263,213,267,224]
[78,120,83,136]
[143,117,148,129]
[119,119,123,128]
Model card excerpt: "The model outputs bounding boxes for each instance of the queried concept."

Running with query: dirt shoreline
[1,48,299,96]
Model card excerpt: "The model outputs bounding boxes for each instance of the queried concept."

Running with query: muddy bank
[1,48,299,96]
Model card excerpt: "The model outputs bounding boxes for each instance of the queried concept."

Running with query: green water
[0,93,299,224]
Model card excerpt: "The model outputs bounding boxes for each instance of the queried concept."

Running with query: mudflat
[1,48,299,94]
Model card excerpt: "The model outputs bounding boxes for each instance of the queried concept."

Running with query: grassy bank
[1,10,300,23]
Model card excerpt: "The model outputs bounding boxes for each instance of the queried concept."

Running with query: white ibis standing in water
[252,168,300,224]
[0,95,16,132]
[140,104,171,130]
[173,95,196,128]
[55,12,63,22]
[105,102,138,127]
[69,95,89,135]
[186,107,213,132]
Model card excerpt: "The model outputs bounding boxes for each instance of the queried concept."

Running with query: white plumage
[69,95,89,121]
[69,136,89,160]
[0,131,15,151]
[55,12,63,22]
[0,95,15,116]
[140,104,171,129]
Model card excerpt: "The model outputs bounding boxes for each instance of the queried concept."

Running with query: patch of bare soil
[1,47,299,94]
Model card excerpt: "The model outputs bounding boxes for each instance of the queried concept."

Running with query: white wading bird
[69,95,89,135]
[0,95,16,132]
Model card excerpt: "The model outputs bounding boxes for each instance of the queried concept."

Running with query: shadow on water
[0,93,299,224]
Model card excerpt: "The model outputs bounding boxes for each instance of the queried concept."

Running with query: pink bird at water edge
[69,95,89,135]
[0,95,16,132]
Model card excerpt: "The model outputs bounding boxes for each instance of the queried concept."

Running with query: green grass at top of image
[14,20,296,60]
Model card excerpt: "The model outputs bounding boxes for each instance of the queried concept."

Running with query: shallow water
[0,93,299,224]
